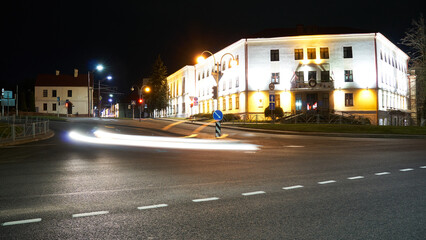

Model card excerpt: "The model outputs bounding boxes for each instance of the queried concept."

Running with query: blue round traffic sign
[213,110,223,121]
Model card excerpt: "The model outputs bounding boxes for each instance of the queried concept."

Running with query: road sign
[213,110,223,121]
[269,102,275,110]
[3,91,13,99]
[194,97,198,106]
[131,100,136,105]
[269,83,275,91]
[269,94,275,103]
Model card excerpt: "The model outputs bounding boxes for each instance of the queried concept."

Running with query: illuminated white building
[167,27,413,125]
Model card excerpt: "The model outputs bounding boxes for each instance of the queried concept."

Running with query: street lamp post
[88,64,104,117]
[197,51,237,111]
[98,75,112,117]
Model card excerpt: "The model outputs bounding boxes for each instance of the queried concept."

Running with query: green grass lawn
[235,123,426,135]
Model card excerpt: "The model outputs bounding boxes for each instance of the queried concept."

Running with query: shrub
[264,106,284,120]
[223,113,241,122]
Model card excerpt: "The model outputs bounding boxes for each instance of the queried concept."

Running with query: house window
[43,90,48,97]
[296,71,304,82]
[43,103,47,111]
[308,71,316,80]
[344,70,353,82]
[271,73,280,84]
[295,94,302,111]
[343,46,353,58]
[321,71,330,82]
[270,49,279,61]
[294,49,303,60]
[307,48,316,59]
[229,79,232,89]
[52,103,56,111]
[345,93,354,106]
[320,47,329,59]
[235,76,239,87]
[229,97,232,110]
[222,98,226,111]
[182,77,185,94]
[236,95,239,109]
[182,102,185,114]
[52,90,57,97]
[67,90,72,97]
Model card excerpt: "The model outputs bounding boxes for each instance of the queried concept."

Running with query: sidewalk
[0,130,55,147]
[157,118,426,139]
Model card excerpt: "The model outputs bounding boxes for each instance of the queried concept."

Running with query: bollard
[215,121,221,138]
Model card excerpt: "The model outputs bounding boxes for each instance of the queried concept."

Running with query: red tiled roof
[35,74,94,87]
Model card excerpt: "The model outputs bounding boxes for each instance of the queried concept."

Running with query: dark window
[67,90,72,97]
[320,47,329,59]
[222,98,226,111]
[344,70,353,82]
[236,95,239,109]
[271,73,280,84]
[52,103,56,111]
[276,94,280,107]
[294,49,303,60]
[228,97,232,110]
[43,103,47,111]
[296,71,304,82]
[343,46,353,58]
[345,93,354,106]
[52,90,57,97]
[270,49,279,61]
[182,77,185,94]
[321,71,330,82]
[43,90,48,97]
[307,48,316,59]
[308,71,317,80]
[235,76,239,87]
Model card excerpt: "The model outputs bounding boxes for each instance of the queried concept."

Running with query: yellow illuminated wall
[334,89,377,111]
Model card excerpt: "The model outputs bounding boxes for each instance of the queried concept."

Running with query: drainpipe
[374,33,379,125]
[244,39,249,119]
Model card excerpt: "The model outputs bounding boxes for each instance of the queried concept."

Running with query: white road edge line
[137,204,168,210]
[347,176,364,180]
[2,218,42,226]
[283,185,304,190]
[72,211,109,218]
[318,180,336,185]
[375,172,390,176]
[242,191,266,196]
[192,197,220,202]
[399,168,414,172]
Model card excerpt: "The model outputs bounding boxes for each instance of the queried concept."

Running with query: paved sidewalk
[0,131,55,147]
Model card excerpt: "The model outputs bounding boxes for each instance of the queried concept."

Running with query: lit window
[345,93,354,106]
[320,47,329,59]
[307,48,316,59]
[236,95,239,109]
[271,73,280,84]
[229,97,232,110]
[294,49,303,60]
[344,70,353,82]
[296,94,302,111]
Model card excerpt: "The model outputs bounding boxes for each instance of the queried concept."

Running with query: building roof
[35,73,94,87]
[247,25,376,38]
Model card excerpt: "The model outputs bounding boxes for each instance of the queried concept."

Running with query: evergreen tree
[146,55,168,117]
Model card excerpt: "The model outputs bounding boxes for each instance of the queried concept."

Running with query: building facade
[166,30,413,125]
[35,70,94,116]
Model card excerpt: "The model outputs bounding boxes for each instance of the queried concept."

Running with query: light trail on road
[68,130,260,151]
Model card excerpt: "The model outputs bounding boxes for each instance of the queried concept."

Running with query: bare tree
[400,13,426,125]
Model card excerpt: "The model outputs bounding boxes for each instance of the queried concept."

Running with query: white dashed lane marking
[72,211,109,218]
[2,218,42,226]
[347,176,364,180]
[192,197,220,202]
[283,185,304,190]
[242,191,266,196]
[399,168,414,172]
[137,204,168,210]
[375,172,391,176]
[318,180,336,185]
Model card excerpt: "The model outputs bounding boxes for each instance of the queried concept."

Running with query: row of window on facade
[42,89,73,98]
[42,103,58,111]
[381,90,408,110]
[197,55,240,81]
[380,50,407,73]
[270,46,352,61]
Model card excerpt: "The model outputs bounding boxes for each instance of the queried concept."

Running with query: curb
[155,118,426,139]
[0,131,55,147]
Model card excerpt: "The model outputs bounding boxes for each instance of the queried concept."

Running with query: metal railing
[0,116,51,143]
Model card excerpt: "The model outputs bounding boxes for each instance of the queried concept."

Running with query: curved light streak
[69,130,260,151]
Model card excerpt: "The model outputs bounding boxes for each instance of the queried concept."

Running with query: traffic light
[212,86,218,99]
[138,99,143,104]
[65,99,69,108]
[190,97,194,108]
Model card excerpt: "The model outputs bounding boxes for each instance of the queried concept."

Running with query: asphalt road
[1,118,425,239]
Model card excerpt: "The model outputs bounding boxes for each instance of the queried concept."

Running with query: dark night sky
[1,0,423,93]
